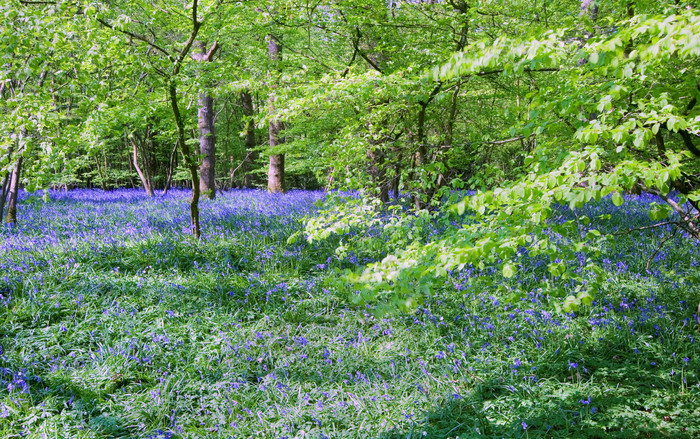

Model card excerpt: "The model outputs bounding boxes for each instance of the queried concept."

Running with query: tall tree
[86,0,223,238]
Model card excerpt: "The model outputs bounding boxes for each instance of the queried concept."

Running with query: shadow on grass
[0,371,137,438]
[2,224,699,439]
[369,363,698,439]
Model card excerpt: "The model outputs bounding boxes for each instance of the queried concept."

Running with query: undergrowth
[0,189,698,438]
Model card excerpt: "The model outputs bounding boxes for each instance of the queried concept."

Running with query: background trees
[1,1,698,304]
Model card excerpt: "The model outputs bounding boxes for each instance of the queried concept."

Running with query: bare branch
[612,220,678,236]
[646,228,677,272]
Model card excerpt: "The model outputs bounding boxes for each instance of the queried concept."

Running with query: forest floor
[0,189,699,438]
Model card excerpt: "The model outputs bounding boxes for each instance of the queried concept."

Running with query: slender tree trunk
[94,155,107,191]
[0,171,10,223]
[267,35,285,193]
[130,135,155,197]
[198,90,216,198]
[5,156,22,225]
[241,90,257,188]
[0,145,13,222]
[170,80,201,238]
[162,141,178,196]
[367,145,390,203]
[194,41,218,200]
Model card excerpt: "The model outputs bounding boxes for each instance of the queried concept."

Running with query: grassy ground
[0,189,698,438]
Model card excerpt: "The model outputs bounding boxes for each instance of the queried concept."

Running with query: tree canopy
[1,0,699,310]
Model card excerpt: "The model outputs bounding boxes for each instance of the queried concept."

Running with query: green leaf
[457,200,466,215]
[286,231,301,245]
[502,262,516,279]
[578,291,594,307]
[562,296,580,313]
[648,204,672,221]
[612,192,624,206]
[585,229,601,240]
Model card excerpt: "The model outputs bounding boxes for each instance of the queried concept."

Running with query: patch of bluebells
[0,189,698,437]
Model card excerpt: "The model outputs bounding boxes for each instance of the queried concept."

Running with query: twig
[95,18,173,61]
[488,134,535,145]
[646,228,677,272]
[612,221,678,236]
[229,150,256,178]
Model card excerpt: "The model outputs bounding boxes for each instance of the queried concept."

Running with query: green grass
[0,189,699,438]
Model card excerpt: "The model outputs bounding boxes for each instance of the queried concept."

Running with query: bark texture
[267,35,285,193]
[267,153,285,193]
[130,135,155,197]
[194,41,218,199]
[5,156,22,224]
[0,146,13,222]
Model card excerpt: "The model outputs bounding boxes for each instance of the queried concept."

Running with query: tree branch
[646,188,700,239]
[95,18,173,61]
[277,41,335,72]
[487,134,537,145]
[612,220,678,236]
[341,46,358,78]
[646,228,677,272]
[353,27,384,74]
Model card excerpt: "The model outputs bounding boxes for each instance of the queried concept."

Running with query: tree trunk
[267,35,286,193]
[130,135,155,197]
[0,170,10,223]
[93,155,108,191]
[5,156,22,225]
[241,90,257,188]
[198,90,216,199]
[194,41,218,200]
[162,141,178,196]
[0,145,13,222]
[367,145,390,203]
[268,153,285,193]
[170,79,201,239]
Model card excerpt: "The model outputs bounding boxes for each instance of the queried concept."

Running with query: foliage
[300,6,700,312]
